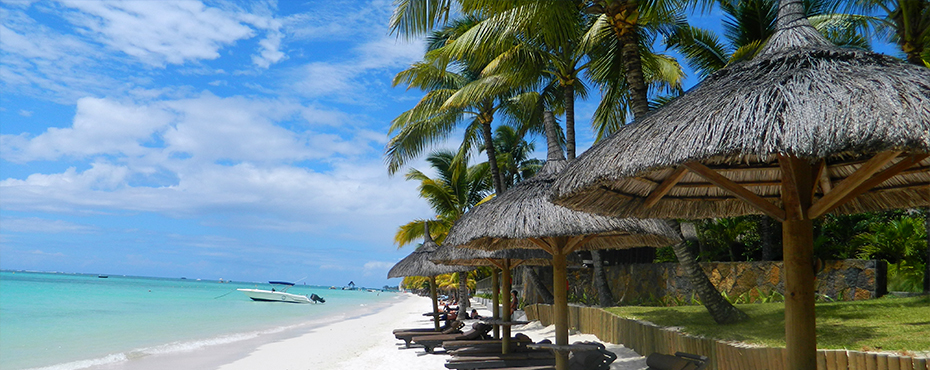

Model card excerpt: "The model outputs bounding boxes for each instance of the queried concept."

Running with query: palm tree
[835,0,930,66]
[581,0,699,120]
[394,150,492,246]
[395,150,491,311]
[388,18,542,195]
[667,0,875,78]
[482,125,543,188]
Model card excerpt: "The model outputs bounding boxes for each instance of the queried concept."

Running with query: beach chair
[412,322,494,353]
[396,321,465,347]
[446,341,617,370]
[646,352,708,370]
[444,351,555,369]
[444,333,536,355]
[393,318,459,334]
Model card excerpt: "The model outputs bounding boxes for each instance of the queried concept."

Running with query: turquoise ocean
[0,271,397,370]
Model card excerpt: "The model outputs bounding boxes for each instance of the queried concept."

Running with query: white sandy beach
[85,293,647,370]
[212,293,648,370]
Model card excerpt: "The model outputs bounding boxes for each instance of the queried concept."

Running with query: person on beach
[510,290,518,314]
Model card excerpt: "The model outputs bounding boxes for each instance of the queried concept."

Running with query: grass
[604,295,930,354]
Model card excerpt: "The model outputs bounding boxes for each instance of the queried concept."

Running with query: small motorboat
[238,281,322,304]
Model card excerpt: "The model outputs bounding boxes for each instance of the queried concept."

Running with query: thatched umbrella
[444,116,680,369]
[388,222,473,330]
[550,1,929,369]
[431,245,579,353]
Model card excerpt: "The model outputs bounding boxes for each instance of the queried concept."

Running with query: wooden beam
[675,180,782,188]
[528,238,555,255]
[779,155,807,220]
[809,153,928,218]
[643,166,688,208]
[807,150,903,219]
[485,258,506,270]
[564,235,596,254]
[816,159,833,195]
[683,161,787,222]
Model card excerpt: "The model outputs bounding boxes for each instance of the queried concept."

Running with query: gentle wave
[23,325,298,370]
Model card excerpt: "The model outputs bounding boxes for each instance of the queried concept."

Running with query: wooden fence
[525,304,928,370]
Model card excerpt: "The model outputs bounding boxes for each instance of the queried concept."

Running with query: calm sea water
[0,271,396,370]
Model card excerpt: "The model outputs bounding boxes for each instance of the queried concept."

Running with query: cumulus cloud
[0,91,431,240]
[1,97,172,162]
[59,0,254,66]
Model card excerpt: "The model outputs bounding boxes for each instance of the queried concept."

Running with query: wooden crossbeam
[485,258,506,270]
[812,159,832,198]
[809,153,928,219]
[807,150,903,219]
[528,238,555,255]
[683,161,787,222]
[564,235,596,254]
[643,166,688,208]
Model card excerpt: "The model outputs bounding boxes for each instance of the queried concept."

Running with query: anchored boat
[237,281,324,304]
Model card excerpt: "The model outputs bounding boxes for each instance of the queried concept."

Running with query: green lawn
[604,295,930,354]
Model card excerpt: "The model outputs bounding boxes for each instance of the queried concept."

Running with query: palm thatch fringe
[387,225,472,278]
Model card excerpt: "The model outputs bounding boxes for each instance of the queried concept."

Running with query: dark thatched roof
[443,113,680,252]
[387,227,472,279]
[429,243,576,267]
[550,0,929,219]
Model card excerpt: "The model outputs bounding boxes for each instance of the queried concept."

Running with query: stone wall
[524,259,885,305]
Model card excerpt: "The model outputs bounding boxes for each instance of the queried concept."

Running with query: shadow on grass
[606,296,930,349]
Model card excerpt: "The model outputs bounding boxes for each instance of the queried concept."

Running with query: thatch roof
[443,112,680,252]
[550,0,929,219]
[387,225,472,278]
[429,243,577,267]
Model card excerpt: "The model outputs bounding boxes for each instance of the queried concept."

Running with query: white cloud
[1,97,171,162]
[0,217,97,233]
[60,0,255,66]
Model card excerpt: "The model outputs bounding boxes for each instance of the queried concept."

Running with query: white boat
[238,281,322,304]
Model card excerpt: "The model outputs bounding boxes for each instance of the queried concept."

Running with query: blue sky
[1,0,439,287]
[0,1,901,288]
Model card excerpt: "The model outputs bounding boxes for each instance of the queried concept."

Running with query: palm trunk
[526,267,554,304]
[563,83,576,160]
[924,209,929,293]
[617,29,650,119]
[591,250,614,307]
[676,221,749,324]
[458,272,470,312]
[480,117,506,194]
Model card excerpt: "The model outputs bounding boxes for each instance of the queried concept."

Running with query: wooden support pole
[492,269,500,339]
[430,275,440,331]
[502,259,512,354]
[782,157,817,370]
[552,250,569,370]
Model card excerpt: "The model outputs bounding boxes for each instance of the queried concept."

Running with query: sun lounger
[393,319,459,334]
[646,352,708,370]
[412,322,494,353]
[445,351,555,369]
[444,334,536,355]
[446,341,617,370]
[396,321,465,347]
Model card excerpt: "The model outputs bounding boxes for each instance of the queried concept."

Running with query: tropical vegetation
[387,0,930,311]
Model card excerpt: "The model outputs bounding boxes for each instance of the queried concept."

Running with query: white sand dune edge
[216,293,648,370]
